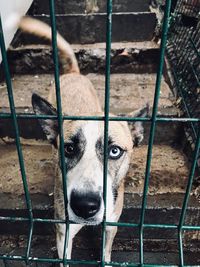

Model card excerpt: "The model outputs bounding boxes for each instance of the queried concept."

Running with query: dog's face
[63,119,133,225]
[32,94,147,225]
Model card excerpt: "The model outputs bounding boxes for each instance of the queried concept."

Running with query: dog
[19,17,148,266]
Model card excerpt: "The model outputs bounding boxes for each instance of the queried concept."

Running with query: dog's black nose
[70,190,101,219]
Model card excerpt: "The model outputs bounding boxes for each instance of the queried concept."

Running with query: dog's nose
[70,190,101,219]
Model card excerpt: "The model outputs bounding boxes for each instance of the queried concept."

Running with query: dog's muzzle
[70,190,101,219]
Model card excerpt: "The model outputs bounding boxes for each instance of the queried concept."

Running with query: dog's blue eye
[109,145,124,159]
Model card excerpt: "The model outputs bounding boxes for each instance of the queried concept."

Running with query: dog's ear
[129,104,149,147]
[32,93,58,143]
[119,104,149,147]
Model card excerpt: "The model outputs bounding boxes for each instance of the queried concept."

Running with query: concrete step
[0,141,193,204]
[30,0,151,14]
[5,42,160,75]
[0,235,199,266]
[0,73,180,144]
[0,73,173,111]
[12,12,156,46]
[0,140,199,229]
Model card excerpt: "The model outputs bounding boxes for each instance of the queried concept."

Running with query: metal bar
[101,0,113,266]
[0,15,33,263]
[106,222,200,231]
[169,63,197,139]
[0,215,199,230]
[178,127,200,266]
[0,255,97,265]
[32,12,154,17]
[172,0,193,45]
[0,113,200,122]
[48,0,70,265]
[138,1,172,265]
[105,264,193,267]
[186,57,200,87]
[26,221,34,264]
[176,38,198,87]
[0,254,199,267]
[190,36,200,59]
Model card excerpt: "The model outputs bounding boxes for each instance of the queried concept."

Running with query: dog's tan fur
[19,17,147,266]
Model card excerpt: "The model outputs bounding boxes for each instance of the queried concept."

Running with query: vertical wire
[138,1,172,265]
[0,15,33,264]
[178,126,200,266]
[48,1,69,266]
[101,0,112,266]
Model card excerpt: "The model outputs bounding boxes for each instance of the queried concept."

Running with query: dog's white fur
[19,17,147,266]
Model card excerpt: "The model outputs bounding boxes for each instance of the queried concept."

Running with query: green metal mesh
[167,0,200,176]
[0,0,199,266]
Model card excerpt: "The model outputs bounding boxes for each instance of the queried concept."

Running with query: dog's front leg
[104,225,118,264]
[104,182,125,266]
[57,223,83,267]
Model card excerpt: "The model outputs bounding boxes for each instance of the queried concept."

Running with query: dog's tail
[19,16,80,74]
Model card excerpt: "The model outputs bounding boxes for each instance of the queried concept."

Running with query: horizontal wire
[0,216,199,230]
[0,113,199,122]
[0,255,199,267]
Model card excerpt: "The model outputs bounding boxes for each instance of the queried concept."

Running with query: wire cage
[167,0,200,176]
[0,0,200,266]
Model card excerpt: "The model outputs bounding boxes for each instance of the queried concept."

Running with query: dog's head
[32,93,148,225]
